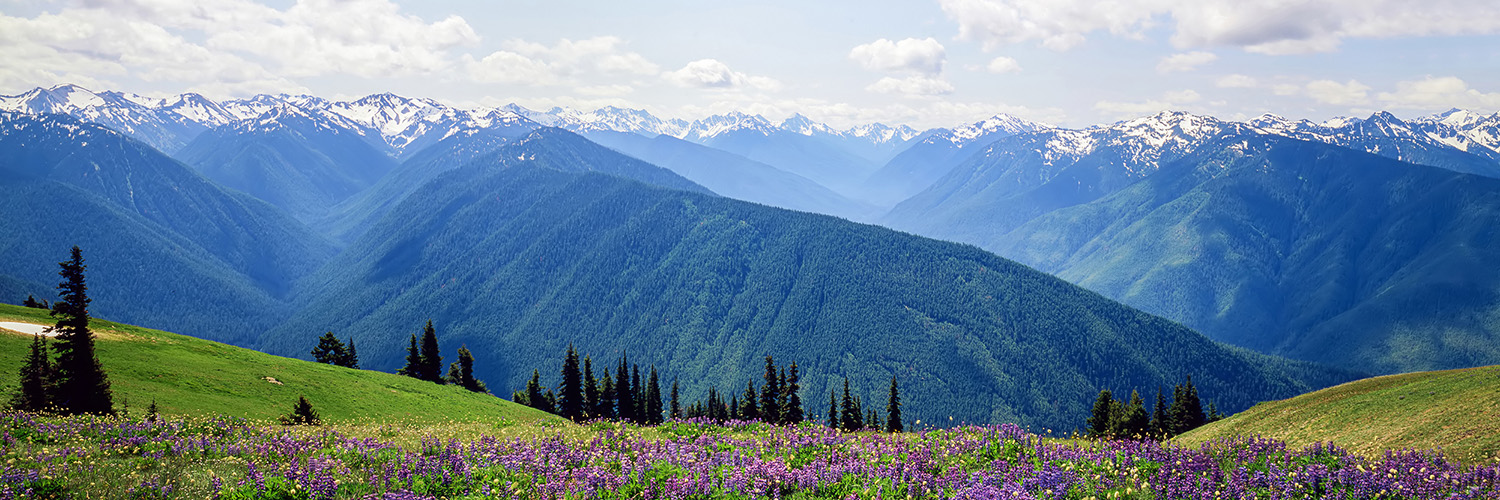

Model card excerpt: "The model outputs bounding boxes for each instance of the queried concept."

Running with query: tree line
[515,346,904,433]
[1085,374,1222,439]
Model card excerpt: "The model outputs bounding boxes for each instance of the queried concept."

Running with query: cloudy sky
[2,0,1498,128]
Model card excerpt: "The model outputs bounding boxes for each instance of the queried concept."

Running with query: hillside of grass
[0,303,557,424]
[1176,364,1500,465]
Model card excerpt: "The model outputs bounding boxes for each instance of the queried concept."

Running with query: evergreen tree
[1169,375,1206,435]
[827,389,838,428]
[865,407,881,430]
[1150,387,1169,438]
[839,378,860,432]
[646,365,662,425]
[418,320,443,383]
[598,374,617,419]
[740,380,759,421]
[341,337,359,368]
[446,345,487,393]
[885,376,903,433]
[558,344,584,421]
[631,365,644,424]
[1117,390,1150,438]
[526,369,547,412]
[49,246,111,415]
[398,333,421,378]
[9,334,54,412]
[583,356,599,420]
[783,363,803,424]
[1088,389,1115,438]
[615,355,634,422]
[760,356,781,424]
[22,294,48,309]
[1207,402,1222,423]
[146,399,159,423]
[279,396,320,426]
[310,332,348,365]
[669,379,681,420]
[730,395,740,420]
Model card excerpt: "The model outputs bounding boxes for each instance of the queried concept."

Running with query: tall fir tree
[615,355,633,422]
[583,356,599,420]
[827,389,839,428]
[445,345,487,393]
[760,356,781,424]
[558,344,584,421]
[631,365,644,424]
[839,378,860,432]
[524,369,548,412]
[783,363,804,424]
[341,337,359,368]
[646,365,663,425]
[1169,375,1206,435]
[741,380,760,421]
[49,246,111,415]
[598,374,617,419]
[1118,390,1150,438]
[885,376,903,433]
[418,320,443,383]
[669,379,681,420]
[9,334,54,412]
[398,334,421,378]
[310,332,348,365]
[1150,387,1169,438]
[1088,389,1115,438]
[730,395,740,420]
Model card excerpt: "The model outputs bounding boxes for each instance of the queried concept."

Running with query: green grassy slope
[0,303,555,424]
[1176,364,1500,465]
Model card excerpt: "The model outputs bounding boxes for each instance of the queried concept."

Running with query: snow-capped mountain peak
[683,111,776,141]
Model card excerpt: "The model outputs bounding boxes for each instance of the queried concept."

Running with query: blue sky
[1,0,1497,128]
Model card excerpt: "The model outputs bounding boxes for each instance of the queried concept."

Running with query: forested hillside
[260,132,1353,430]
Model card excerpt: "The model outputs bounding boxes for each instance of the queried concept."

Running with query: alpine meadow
[2,1,1500,498]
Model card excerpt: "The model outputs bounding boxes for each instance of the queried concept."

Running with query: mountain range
[4,83,1500,426]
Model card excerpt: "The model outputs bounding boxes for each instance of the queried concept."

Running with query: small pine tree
[9,334,54,413]
[398,334,421,378]
[839,378,860,432]
[1117,390,1150,438]
[783,363,804,424]
[526,369,547,412]
[741,380,759,421]
[49,246,111,415]
[22,294,48,309]
[669,379,681,420]
[558,344,584,421]
[310,332,348,365]
[1150,387,1169,438]
[1207,402,1222,423]
[279,396,320,425]
[583,356,599,420]
[446,345,487,393]
[146,399,159,423]
[1088,389,1115,438]
[760,356,781,424]
[418,320,443,383]
[341,337,359,368]
[646,365,663,425]
[885,376,903,433]
[827,388,839,428]
[615,355,633,422]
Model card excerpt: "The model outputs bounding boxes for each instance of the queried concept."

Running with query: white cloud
[1094,89,1203,119]
[0,0,477,95]
[848,38,947,75]
[986,57,1022,74]
[663,59,781,91]
[1215,74,1258,88]
[1304,79,1371,106]
[1156,51,1217,73]
[866,75,955,96]
[466,37,659,86]
[1376,76,1500,110]
[938,0,1500,54]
